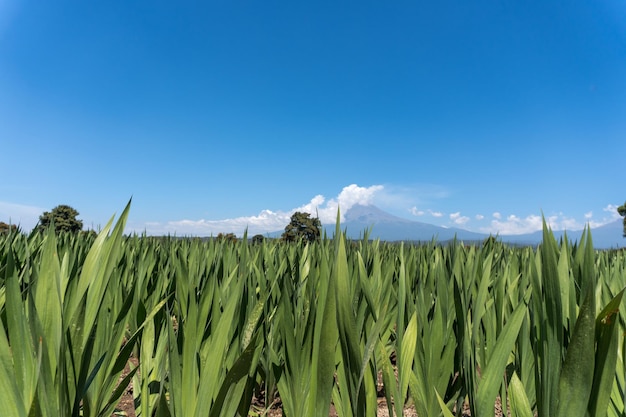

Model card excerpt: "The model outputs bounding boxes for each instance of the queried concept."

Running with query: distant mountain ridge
[498,218,625,249]
[344,204,414,224]
[328,204,486,242]
[310,204,624,249]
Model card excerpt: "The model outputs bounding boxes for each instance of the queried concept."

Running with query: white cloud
[450,212,470,225]
[138,184,385,236]
[0,201,45,231]
[127,189,626,238]
[134,211,285,236]
[338,184,382,207]
[410,207,424,216]
[293,184,384,224]
[579,204,624,229]
[553,215,582,231]
[480,212,589,235]
[480,214,543,235]
[138,209,292,236]
[560,204,624,230]
[603,204,622,220]
[429,210,443,218]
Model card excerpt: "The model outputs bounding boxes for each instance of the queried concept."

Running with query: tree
[618,202,626,237]
[38,205,83,233]
[281,212,322,243]
[252,234,265,244]
[216,232,238,243]
[0,222,18,234]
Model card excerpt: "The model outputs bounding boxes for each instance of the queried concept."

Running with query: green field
[1,204,625,416]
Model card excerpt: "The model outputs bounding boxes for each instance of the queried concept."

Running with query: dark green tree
[281,212,322,243]
[216,232,238,243]
[618,202,626,237]
[0,222,18,234]
[38,205,83,233]
[251,234,265,244]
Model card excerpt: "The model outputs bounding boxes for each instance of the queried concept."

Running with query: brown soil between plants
[112,359,504,417]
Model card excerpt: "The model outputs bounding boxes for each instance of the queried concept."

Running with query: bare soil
[111,360,506,417]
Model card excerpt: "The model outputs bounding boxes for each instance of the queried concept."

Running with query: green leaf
[209,334,261,417]
[476,295,528,417]
[508,372,534,417]
[557,286,596,415]
[588,288,625,417]
[399,312,418,404]
[0,318,26,417]
[435,389,455,417]
[308,216,339,417]
[34,229,62,373]
[0,249,25,417]
[4,250,39,415]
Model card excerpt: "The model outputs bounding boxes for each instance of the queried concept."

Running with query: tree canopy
[281,212,322,243]
[39,205,83,233]
[216,232,238,243]
[618,202,626,237]
[0,222,18,234]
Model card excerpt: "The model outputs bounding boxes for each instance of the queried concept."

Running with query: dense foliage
[618,202,626,237]
[1,204,625,417]
[38,204,83,233]
[281,211,322,242]
[0,221,18,234]
[216,232,238,243]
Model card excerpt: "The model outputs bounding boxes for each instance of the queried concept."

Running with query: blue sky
[1,0,625,236]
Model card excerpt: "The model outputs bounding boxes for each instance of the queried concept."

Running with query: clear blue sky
[1,0,625,236]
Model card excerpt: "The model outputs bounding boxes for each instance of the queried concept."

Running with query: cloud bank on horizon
[135,184,384,236]
[132,184,621,236]
[1,184,621,237]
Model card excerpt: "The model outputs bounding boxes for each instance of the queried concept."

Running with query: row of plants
[1,203,625,416]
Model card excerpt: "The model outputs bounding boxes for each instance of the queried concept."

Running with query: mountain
[499,219,624,249]
[268,205,624,249]
[318,205,624,249]
[324,204,487,242]
[584,220,625,248]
